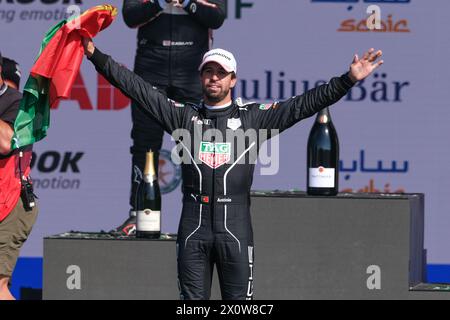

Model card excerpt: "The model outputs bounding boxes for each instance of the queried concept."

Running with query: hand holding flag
[11,5,118,150]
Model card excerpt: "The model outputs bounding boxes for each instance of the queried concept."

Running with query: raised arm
[252,73,355,134]
[83,38,184,133]
[252,48,383,133]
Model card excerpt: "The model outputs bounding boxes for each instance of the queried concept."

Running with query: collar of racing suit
[199,101,237,119]
[204,101,232,110]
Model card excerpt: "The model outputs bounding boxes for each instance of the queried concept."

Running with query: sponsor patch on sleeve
[259,102,280,110]
[168,99,185,108]
[259,103,272,110]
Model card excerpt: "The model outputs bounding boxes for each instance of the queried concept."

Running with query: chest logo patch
[227,118,242,131]
[199,142,231,169]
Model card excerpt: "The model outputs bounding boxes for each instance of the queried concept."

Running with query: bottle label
[309,167,335,188]
[137,209,161,232]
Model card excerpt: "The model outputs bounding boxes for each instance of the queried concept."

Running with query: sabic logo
[339,14,410,33]
[366,265,381,290]
[66,265,81,290]
[311,0,411,33]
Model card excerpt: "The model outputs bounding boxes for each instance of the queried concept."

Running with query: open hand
[348,48,383,83]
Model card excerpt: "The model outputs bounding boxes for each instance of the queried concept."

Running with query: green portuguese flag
[11,5,117,150]
[11,21,65,150]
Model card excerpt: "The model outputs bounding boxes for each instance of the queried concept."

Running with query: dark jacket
[123,0,226,86]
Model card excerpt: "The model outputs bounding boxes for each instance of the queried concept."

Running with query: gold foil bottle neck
[144,150,156,178]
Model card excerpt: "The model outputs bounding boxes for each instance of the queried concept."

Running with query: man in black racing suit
[83,39,383,299]
[117,0,226,235]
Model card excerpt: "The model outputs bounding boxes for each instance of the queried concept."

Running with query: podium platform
[43,191,450,299]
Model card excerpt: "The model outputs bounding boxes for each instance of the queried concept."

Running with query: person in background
[0,52,38,300]
[113,0,227,236]
[1,57,21,90]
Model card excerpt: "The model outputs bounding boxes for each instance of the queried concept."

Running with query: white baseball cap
[198,48,237,74]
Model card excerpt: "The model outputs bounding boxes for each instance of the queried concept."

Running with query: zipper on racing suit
[168,10,173,87]
[210,120,216,232]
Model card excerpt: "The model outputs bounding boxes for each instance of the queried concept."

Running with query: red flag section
[30,5,117,108]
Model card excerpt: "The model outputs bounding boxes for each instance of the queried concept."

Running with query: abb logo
[52,71,130,110]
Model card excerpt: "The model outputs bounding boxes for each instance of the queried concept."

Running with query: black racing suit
[88,48,355,300]
[123,0,226,210]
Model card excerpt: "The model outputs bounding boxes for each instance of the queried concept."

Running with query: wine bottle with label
[136,150,161,239]
[307,107,339,196]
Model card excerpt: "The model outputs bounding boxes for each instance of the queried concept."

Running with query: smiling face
[201,62,237,106]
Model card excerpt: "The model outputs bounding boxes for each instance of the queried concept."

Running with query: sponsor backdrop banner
[1,0,449,264]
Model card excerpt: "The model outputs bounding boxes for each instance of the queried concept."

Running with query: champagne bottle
[307,107,339,196]
[136,150,161,239]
